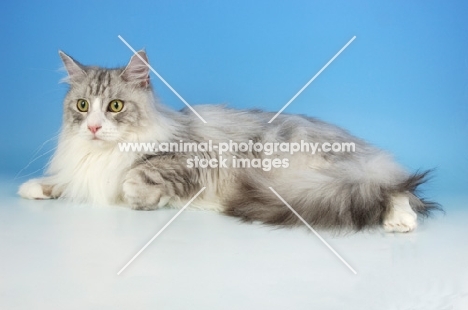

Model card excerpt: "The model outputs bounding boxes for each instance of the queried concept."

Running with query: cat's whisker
[14,134,60,180]
[15,166,52,181]
[23,132,60,162]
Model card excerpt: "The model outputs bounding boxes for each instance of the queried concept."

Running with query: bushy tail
[400,170,442,217]
[224,170,441,231]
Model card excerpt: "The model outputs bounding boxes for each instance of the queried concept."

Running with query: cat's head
[59,50,158,145]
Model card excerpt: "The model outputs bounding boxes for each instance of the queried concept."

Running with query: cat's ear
[59,51,86,83]
[120,50,150,88]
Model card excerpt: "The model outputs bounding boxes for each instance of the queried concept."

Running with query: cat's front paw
[122,169,164,210]
[18,180,52,200]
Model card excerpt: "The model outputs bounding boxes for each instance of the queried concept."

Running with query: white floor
[1,179,467,310]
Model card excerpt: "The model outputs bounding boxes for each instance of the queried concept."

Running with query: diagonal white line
[268,187,357,274]
[117,187,206,275]
[268,36,356,123]
[118,35,207,124]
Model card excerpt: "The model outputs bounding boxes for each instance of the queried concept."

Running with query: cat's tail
[399,170,441,217]
[224,169,441,231]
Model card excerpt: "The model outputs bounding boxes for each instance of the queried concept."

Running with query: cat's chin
[87,137,116,148]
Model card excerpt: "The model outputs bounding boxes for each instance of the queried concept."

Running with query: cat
[18,50,440,232]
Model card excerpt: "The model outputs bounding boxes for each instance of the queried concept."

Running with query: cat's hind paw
[18,180,52,200]
[383,196,418,233]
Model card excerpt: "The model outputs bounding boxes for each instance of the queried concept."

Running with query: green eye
[108,99,124,112]
[77,99,89,112]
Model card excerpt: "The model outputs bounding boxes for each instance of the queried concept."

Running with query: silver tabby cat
[18,51,439,232]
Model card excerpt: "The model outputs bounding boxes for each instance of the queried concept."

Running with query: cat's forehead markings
[86,70,111,97]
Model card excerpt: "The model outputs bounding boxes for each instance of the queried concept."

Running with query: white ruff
[47,136,137,205]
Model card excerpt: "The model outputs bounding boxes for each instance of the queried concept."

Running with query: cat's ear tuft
[120,50,150,88]
[59,51,86,83]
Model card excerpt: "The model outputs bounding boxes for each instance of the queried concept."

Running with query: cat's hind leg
[383,195,418,233]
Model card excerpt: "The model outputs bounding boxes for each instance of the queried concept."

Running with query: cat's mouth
[88,134,106,142]
[88,134,115,144]
[88,136,110,147]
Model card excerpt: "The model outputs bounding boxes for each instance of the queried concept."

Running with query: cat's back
[182,104,364,145]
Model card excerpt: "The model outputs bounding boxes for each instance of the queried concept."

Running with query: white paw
[383,196,418,233]
[18,180,51,200]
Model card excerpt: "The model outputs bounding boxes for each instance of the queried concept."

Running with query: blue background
[1,0,467,205]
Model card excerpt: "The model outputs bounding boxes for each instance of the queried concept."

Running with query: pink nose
[88,125,102,134]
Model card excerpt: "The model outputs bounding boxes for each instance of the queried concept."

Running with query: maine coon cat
[18,50,439,232]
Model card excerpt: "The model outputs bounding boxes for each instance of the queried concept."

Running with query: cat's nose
[88,125,102,134]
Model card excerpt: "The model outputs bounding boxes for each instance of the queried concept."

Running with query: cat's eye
[77,99,89,112]
[108,99,124,113]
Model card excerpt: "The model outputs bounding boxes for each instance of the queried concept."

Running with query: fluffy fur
[18,51,440,232]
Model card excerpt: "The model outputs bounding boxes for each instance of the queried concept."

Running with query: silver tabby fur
[18,50,440,232]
